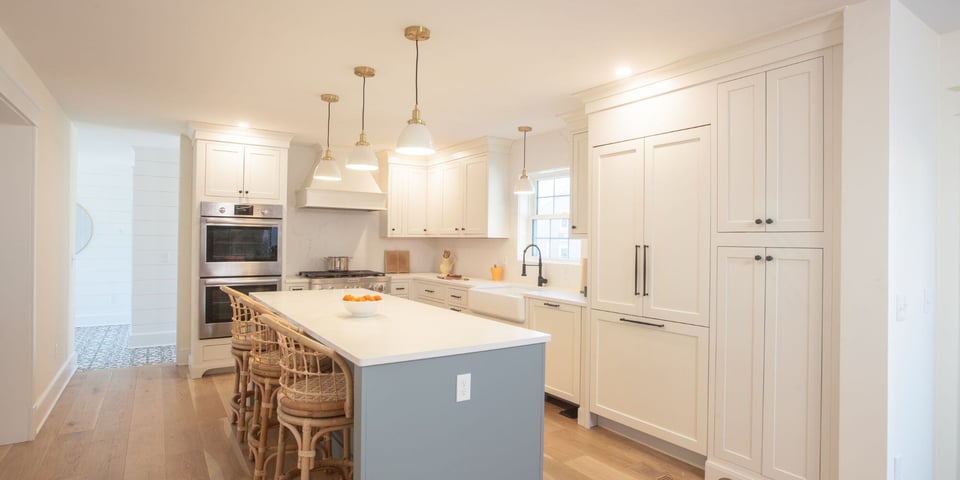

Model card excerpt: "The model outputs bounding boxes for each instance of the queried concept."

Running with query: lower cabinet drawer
[200,342,232,362]
[414,281,444,301]
[590,309,708,454]
[446,287,469,307]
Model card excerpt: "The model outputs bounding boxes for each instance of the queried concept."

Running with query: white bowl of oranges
[341,293,383,317]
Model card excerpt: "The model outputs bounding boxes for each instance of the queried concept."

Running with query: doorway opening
[73,124,180,370]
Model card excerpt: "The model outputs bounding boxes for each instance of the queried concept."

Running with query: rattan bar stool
[238,296,298,480]
[221,286,257,443]
[261,313,354,480]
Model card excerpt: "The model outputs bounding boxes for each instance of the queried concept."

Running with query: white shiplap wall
[130,146,179,347]
[75,136,133,326]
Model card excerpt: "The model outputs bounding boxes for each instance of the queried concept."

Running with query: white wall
[131,146,179,347]
[841,1,946,478]
[840,2,891,478]
[935,28,960,480]
[75,127,134,326]
[0,25,75,442]
[887,2,938,478]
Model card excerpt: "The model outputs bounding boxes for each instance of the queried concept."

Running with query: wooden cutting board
[384,250,410,274]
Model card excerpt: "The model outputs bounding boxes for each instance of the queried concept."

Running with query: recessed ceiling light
[615,66,632,78]
[237,121,250,128]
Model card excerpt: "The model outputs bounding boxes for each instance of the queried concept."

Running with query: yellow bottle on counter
[490,264,504,282]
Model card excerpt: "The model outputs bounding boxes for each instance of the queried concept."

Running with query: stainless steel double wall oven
[198,202,282,339]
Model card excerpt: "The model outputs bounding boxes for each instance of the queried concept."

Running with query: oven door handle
[201,217,282,228]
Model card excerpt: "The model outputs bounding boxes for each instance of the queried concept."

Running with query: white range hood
[296,154,387,211]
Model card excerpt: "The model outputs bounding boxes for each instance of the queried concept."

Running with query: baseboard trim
[128,330,176,348]
[596,415,706,470]
[33,352,76,435]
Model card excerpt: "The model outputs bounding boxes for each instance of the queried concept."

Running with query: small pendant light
[396,25,435,156]
[514,126,535,195]
[313,93,342,181]
[347,66,379,171]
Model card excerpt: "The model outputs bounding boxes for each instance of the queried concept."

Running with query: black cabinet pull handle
[754,255,762,261]
[450,307,462,312]
[766,255,773,262]
[543,302,560,308]
[450,295,462,299]
[755,218,763,224]
[425,289,435,294]
[395,287,406,291]
[634,245,641,296]
[571,225,577,229]
[619,318,665,328]
[642,245,649,297]
[766,218,773,224]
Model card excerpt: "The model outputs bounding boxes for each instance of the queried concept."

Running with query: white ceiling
[0,0,858,149]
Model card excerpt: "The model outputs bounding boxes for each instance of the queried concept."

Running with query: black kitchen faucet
[520,243,548,287]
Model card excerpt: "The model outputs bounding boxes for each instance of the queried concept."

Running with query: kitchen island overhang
[252,289,550,480]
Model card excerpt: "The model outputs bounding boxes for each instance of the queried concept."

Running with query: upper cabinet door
[203,142,245,199]
[387,165,407,236]
[426,167,443,234]
[590,139,644,316]
[717,73,766,232]
[762,248,822,480]
[242,146,282,201]
[642,126,710,327]
[461,156,489,236]
[438,162,464,235]
[766,58,823,232]
[405,167,428,236]
[569,131,590,237]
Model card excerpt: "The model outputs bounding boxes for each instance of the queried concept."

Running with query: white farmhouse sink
[468,286,533,324]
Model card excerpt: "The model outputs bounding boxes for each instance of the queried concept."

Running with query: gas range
[298,270,389,292]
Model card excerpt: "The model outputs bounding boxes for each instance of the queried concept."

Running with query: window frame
[517,169,581,264]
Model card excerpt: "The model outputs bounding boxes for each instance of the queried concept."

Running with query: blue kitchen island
[253,289,550,480]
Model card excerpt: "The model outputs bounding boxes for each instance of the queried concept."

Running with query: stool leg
[274,422,288,480]
[299,424,313,480]
[237,353,250,442]
[248,379,263,461]
[253,380,277,480]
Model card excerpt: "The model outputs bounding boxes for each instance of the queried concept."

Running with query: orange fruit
[373,295,382,301]
[343,294,354,301]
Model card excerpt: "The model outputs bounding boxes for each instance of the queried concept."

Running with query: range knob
[218,207,226,214]
[261,209,270,216]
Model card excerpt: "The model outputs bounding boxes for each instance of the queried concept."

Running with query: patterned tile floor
[75,324,176,371]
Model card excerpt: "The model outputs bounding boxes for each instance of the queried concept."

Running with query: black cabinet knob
[766,255,773,261]
[755,218,763,224]
[238,189,243,194]
[766,218,773,224]
[423,228,427,232]
[754,255,762,261]
[571,225,577,229]
[391,228,396,231]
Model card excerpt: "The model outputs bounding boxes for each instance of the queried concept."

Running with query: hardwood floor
[0,366,704,480]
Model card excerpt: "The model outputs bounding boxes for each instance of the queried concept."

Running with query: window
[521,171,581,261]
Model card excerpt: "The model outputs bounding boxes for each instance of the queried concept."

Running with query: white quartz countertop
[389,273,587,306]
[252,289,550,367]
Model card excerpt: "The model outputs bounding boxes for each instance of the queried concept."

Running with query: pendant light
[514,126,535,195]
[313,94,342,181]
[347,66,379,171]
[396,25,435,156]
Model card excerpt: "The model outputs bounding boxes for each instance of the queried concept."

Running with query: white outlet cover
[456,373,471,402]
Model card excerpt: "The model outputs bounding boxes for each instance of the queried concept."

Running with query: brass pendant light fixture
[514,126,535,195]
[396,25,435,156]
[313,93,342,181]
[347,66,379,171]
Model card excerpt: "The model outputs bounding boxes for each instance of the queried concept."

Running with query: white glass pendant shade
[396,121,435,156]
[312,148,342,181]
[347,142,379,170]
[514,171,535,195]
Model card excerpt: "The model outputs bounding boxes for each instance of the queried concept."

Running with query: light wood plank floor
[0,366,704,480]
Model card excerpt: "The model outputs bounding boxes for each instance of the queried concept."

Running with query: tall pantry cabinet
[708,55,830,480]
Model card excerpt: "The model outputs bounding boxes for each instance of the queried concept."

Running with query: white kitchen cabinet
[461,157,489,235]
[200,140,282,203]
[569,130,589,237]
[713,247,822,480]
[527,299,582,404]
[717,58,823,233]
[434,160,465,235]
[590,139,644,316]
[389,279,410,298]
[385,164,428,237]
[426,154,504,237]
[590,309,709,455]
[590,127,710,327]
